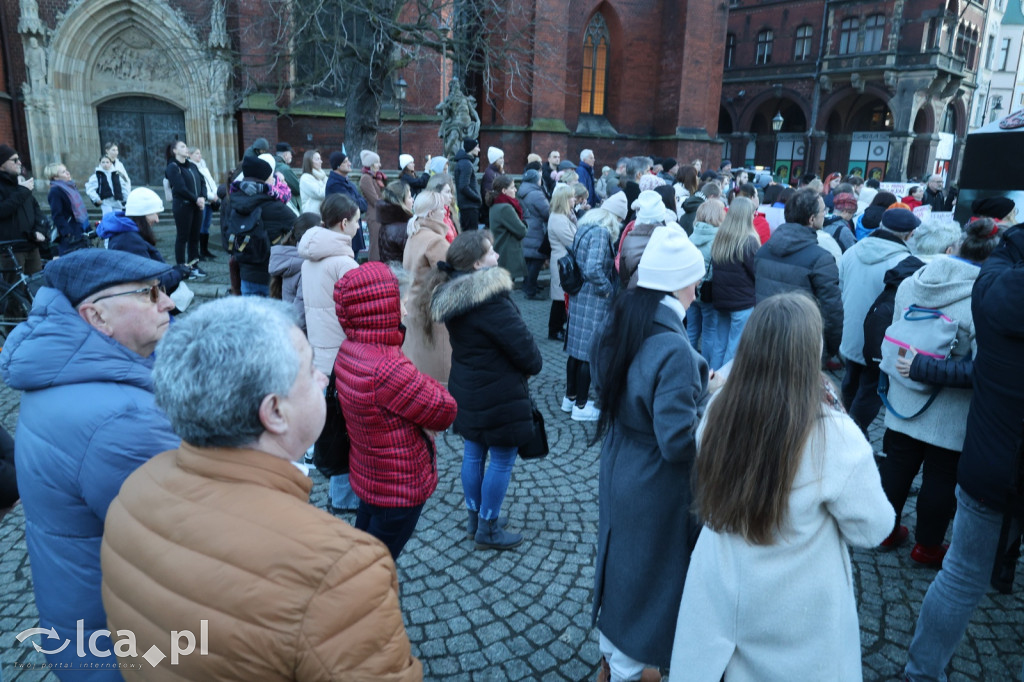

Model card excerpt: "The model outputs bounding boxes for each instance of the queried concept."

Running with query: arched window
[942,104,956,134]
[839,18,859,54]
[756,30,773,64]
[794,25,813,61]
[725,33,736,68]
[864,15,885,52]
[581,13,610,116]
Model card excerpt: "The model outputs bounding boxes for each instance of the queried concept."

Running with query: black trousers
[549,299,566,338]
[172,200,203,264]
[565,356,591,408]
[459,206,480,232]
[840,360,882,434]
[879,428,960,547]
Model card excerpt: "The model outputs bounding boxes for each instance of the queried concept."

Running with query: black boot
[474,517,523,550]
[199,233,216,260]
[465,510,508,539]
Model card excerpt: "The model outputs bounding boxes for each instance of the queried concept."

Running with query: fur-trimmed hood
[430,266,513,322]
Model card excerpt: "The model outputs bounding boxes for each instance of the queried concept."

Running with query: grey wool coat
[567,224,617,360]
[592,302,710,667]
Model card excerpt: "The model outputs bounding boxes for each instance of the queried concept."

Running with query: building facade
[0,0,730,185]
[719,0,990,183]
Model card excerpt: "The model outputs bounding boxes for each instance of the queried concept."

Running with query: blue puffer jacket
[0,287,179,677]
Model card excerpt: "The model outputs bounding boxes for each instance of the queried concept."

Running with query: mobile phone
[897,347,907,358]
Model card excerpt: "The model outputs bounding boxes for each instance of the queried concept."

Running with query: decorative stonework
[92,34,182,86]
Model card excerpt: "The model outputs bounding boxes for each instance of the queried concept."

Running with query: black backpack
[862,255,925,364]
[223,204,271,266]
[558,223,606,295]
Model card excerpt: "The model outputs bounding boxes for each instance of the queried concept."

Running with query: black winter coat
[165,159,203,205]
[453,149,481,209]
[711,236,758,313]
[754,222,843,356]
[431,267,542,447]
[958,226,1024,516]
[399,170,430,197]
[223,181,295,286]
[0,171,43,251]
[377,201,412,264]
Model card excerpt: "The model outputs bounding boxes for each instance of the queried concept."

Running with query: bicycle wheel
[0,291,31,347]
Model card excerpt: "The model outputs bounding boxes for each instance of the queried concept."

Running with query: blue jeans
[329,474,360,510]
[200,205,213,235]
[686,300,717,363]
[462,440,518,521]
[905,486,1014,681]
[240,280,270,297]
[712,307,752,370]
[355,500,424,560]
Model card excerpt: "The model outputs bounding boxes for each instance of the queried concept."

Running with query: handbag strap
[877,372,941,420]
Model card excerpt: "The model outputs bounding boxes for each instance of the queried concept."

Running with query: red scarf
[493,192,523,221]
[363,167,386,189]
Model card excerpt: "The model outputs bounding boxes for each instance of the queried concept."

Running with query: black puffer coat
[430,267,542,447]
[377,200,412,264]
[754,222,843,356]
[958,226,1024,516]
[0,171,43,251]
[224,180,295,286]
[711,235,758,313]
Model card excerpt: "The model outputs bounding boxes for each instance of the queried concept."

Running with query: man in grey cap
[0,248,179,676]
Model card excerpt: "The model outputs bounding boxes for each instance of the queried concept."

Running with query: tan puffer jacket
[299,226,358,375]
[101,444,421,681]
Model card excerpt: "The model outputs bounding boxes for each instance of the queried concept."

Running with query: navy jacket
[453,149,481,209]
[96,211,184,292]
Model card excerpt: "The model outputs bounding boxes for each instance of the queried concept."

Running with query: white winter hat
[124,187,164,216]
[633,190,668,224]
[360,150,380,167]
[601,191,628,221]
[637,226,705,292]
[258,153,278,181]
[399,154,414,171]
[487,146,504,165]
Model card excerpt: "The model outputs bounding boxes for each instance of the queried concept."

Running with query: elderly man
[0,144,46,276]
[923,174,952,212]
[577,148,598,207]
[101,298,421,680]
[0,249,179,678]
[274,141,301,211]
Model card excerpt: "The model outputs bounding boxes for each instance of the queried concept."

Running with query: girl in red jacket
[334,261,457,559]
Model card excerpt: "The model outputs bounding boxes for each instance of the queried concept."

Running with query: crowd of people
[0,131,1021,682]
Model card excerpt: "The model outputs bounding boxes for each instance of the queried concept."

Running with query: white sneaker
[561,397,574,413]
[571,401,600,422]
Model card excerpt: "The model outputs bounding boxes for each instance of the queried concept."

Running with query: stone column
[885,131,914,181]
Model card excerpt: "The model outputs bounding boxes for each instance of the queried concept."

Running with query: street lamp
[394,76,408,157]
[772,111,784,181]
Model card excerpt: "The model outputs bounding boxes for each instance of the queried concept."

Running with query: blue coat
[577,162,597,206]
[0,288,179,677]
[96,212,183,293]
[325,171,367,254]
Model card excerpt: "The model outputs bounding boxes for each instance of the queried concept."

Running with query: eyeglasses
[91,284,163,304]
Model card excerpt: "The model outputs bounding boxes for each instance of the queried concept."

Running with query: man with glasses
[0,144,47,276]
[0,248,179,677]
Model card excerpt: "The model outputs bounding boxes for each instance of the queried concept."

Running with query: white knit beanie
[637,226,705,292]
[360,150,380,168]
[399,154,414,171]
[633,190,668,224]
[257,154,278,181]
[124,187,164,216]
[487,146,504,165]
[602,192,628,221]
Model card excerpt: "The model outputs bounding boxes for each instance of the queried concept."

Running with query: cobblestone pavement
[1,229,1023,680]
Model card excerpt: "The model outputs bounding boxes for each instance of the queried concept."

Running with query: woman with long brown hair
[670,292,893,681]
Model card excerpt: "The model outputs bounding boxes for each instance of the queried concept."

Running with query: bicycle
[0,240,39,346]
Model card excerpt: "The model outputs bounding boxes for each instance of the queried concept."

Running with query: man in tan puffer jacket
[100,297,421,681]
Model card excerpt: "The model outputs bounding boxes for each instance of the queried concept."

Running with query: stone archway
[18,0,236,184]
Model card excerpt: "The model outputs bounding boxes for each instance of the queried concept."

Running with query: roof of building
[1003,0,1024,25]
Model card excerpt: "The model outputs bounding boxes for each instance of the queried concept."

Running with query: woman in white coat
[670,292,894,682]
[300,149,328,215]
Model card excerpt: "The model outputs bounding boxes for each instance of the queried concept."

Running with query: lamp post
[771,111,784,181]
[394,76,408,158]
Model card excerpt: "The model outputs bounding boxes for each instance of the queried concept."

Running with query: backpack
[696,261,713,303]
[558,223,605,295]
[223,204,274,266]
[877,304,959,419]
[862,256,924,364]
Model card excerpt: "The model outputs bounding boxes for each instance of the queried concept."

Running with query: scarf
[492,192,523,221]
[443,206,458,244]
[363,167,387,189]
[53,179,89,224]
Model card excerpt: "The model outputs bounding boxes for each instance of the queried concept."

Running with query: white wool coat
[298,226,358,375]
[670,410,894,682]
[300,168,328,215]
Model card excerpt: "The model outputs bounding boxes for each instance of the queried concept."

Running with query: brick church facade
[0,0,730,185]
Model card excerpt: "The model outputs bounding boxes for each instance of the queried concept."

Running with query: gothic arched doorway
[97,97,186,186]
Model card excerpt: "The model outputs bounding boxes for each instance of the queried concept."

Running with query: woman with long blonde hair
[670,292,893,681]
[708,196,759,368]
[403,190,453,384]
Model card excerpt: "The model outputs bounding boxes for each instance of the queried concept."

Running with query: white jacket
[298,226,357,375]
[670,410,893,681]
[300,169,328,215]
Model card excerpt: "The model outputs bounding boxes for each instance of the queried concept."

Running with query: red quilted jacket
[334,262,457,507]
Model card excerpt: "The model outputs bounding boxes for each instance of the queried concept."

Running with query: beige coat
[102,444,421,681]
[402,217,452,384]
[547,211,577,301]
[359,172,384,261]
[299,226,358,375]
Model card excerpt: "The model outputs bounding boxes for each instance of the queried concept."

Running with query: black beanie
[463,138,478,153]
[241,156,273,181]
[0,145,17,166]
